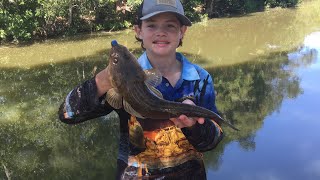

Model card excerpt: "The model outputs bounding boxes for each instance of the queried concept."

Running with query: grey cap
[140,0,192,26]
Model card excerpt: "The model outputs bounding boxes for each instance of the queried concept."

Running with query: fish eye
[113,58,118,65]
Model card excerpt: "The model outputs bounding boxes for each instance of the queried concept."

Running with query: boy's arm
[181,119,223,152]
[58,68,114,124]
[182,74,224,152]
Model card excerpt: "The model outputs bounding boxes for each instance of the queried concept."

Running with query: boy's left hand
[169,99,205,128]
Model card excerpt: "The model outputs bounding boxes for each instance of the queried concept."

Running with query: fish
[106,40,239,131]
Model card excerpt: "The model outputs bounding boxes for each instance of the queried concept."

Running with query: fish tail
[176,103,239,131]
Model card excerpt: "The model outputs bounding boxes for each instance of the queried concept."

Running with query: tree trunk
[204,0,222,18]
[68,1,73,26]
[67,0,78,26]
[2,163,11,180]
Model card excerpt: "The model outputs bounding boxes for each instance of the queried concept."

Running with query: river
[1,1,320,179]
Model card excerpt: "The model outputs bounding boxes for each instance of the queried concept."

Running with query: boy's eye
[167,24,178,29]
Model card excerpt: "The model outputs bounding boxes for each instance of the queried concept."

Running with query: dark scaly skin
[108,42,239,131]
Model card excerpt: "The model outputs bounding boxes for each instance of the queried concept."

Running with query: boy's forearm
[181,119,224,152]
[58,77,113,124]
[95,67,113,97]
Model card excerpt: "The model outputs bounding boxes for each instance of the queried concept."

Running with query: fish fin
[106,88,123,109]
[144,69,162,87]
[129,116,146,149]
[123,100,145,119]
[145,83,164,99]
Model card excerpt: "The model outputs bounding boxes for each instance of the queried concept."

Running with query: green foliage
[244,0,265,13]
[205,0,246,17]
[0,29,6,39]
[93,0,137,31]
[0,0,45,42]
[205,0,299,17]
[0,0,301,43]
[266,0,300,8]
[181,0,203,22]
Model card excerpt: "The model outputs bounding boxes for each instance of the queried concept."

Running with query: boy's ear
[180,26,187,39]
[134,25,142,39]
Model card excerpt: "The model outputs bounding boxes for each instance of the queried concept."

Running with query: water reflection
[0,49,120,179]
[288,31,320,67]
[0,45,309,179]
[202,49,303,168]
[205,31,320,179]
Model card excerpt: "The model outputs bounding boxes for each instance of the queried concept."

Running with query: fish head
[108,40,145,90]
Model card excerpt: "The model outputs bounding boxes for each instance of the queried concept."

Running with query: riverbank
[0,0,302,45]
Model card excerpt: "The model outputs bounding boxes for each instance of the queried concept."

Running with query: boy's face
[135,12,187,57]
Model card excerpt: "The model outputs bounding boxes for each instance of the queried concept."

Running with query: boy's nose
[155,26,167,36]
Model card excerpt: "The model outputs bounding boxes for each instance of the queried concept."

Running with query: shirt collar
[138,52,200,81]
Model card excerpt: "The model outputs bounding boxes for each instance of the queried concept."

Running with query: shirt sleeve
[58,77,114,124]
[194,73,218,113]
[182,72,224,152]
[181,119,223,152]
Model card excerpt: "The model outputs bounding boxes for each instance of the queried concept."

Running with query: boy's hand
[169,99,205,128]
[95,66,113,97]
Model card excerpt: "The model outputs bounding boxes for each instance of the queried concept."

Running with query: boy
[59,0,223,179]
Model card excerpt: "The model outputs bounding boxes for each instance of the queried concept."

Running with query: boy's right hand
[95,66,113,97]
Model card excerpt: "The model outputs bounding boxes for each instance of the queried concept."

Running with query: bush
[0,0,45,42]
[244,0,265,13]
[266,0,300,8]
[205,0,299,18]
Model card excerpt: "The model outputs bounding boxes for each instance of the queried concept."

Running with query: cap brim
[140,11,192,26]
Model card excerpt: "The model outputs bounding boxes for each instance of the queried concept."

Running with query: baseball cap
[140,0,192,26]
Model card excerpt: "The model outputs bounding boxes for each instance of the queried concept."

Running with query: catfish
[106,40,239,131]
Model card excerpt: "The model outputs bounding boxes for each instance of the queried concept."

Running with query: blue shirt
[138,52,218,113]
